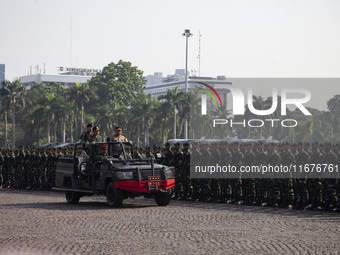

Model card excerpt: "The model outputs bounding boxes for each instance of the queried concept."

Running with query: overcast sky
[1,0,340,108]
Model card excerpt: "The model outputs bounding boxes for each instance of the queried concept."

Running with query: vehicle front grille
[140,169,163,180]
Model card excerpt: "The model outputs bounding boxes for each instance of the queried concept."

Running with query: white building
[145,76,231,109]
[20,66,101,89]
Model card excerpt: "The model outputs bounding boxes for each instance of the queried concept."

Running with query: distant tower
[198,31,202,77]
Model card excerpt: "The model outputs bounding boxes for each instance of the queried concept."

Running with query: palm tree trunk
[70,121,74,142]
[137,123,140,147]
[81,100,84,135]
[38,127,41,146]
[62,119,66,143]
[47,120,50,143]
[173,105,176,139]
[54,123,57,143]
[4,111,8,149]
[162,121,165,145]
[12,105,15,149]
[146,127,149,145]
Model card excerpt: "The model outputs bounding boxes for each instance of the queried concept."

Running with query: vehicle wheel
[106,183,123,207]
[155,189,172,206]
[65,191,80,204]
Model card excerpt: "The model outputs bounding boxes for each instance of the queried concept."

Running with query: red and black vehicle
[53,142,175,207]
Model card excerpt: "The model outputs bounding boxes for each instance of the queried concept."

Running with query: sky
[0,0,340,109]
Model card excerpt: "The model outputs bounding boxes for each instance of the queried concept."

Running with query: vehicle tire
[106,183,123,207]
[65,191,80,204]
[155,189,172,206]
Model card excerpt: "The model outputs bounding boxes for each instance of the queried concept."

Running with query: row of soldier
[157,141,340,212]
[1,139,340,212]
[0,146,73,190]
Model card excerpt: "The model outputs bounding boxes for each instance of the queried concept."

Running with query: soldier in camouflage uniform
[210,143,221,202]
[180,142,191,200]
[172,142,183,199]
[163,142,174,167]
[254,142,268,206]
[154,146,165,164]
[219,142,233,203]
[265,143,281,207]
[190,142,202,202]
[279,142,295,209]
[308,141,324,210]
[199,143,212,202]
[242,143,256,205]
[294,142,311,209]
[322,142,338,211]
[230,142,244,204]
[78,123,93,143]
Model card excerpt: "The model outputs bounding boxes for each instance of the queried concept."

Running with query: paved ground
[0,189,340,255]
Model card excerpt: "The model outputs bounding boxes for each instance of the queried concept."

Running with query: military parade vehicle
[52,142,175,207]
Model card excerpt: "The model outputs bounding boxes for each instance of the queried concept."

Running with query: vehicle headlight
[164,169,173,178]
[116,171,134,180]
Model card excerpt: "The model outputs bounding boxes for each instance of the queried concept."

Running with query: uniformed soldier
[78,123,93,143]
[172,142,183,199]
[180,142,192,200]
[163,142,174,167]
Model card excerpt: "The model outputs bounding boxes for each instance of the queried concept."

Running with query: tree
[131,93,155,146]
[89,60,146,109]
[1,80,25,148]
[0,82,11,149]
[67,82,93,135]
[327,95,340,113]
[158,86,186,139]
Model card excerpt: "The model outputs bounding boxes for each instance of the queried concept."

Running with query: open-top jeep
[53,142,175,207]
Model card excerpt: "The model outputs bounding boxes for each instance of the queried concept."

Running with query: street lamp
[182,29,193,139]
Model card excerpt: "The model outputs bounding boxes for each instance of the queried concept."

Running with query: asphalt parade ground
[0,189,339,255]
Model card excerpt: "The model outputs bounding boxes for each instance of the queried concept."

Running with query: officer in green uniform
[78,123,93,143]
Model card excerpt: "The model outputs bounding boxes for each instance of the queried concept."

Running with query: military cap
[52,148,56,151]
[145,145,151,149]
[297,142,304,146]
[325,142,332,146]
[174,142,181,146]
[87,123,93,128]
[183,142,190,146]
[304,142,310,146]
[164,142,170,146]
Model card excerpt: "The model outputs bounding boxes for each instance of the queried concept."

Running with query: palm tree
[1,80,25,148]
[67,81,93,135]
[158,86,186,139]
[0,82,11,149]
[131,93,155,146]
[32,93,57,143]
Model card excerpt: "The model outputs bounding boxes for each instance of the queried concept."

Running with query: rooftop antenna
[198,31,201,77]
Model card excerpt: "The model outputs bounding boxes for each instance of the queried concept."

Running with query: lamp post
[182,29,193,139]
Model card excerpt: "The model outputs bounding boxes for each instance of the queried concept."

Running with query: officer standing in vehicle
[109,127,131,158]
[78,123,93,143]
